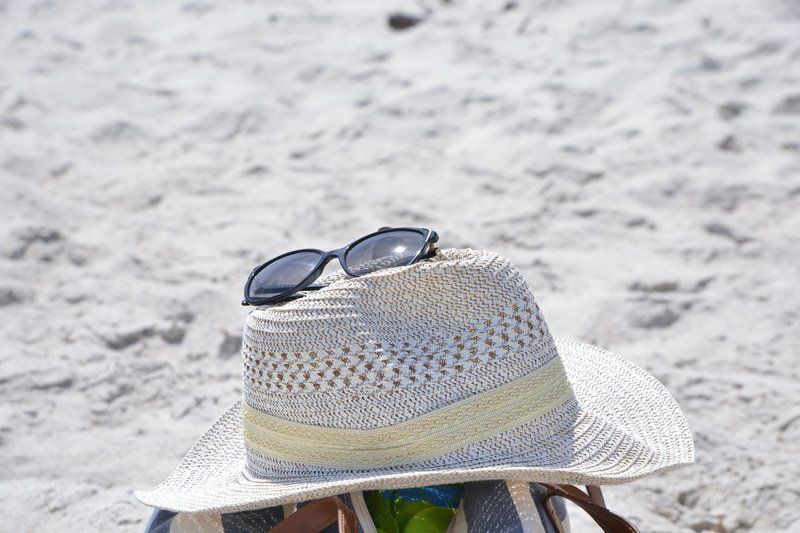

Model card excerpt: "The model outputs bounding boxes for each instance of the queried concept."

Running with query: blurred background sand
[1,0,799,531]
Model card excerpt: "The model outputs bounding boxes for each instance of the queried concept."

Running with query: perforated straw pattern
[135,248,694,514]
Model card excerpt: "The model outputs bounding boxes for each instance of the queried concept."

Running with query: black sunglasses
[242,227,439,306]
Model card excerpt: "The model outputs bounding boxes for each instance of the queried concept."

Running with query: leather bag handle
[271,496,358,533]
[539,483,639,533]
[586,485,606,506]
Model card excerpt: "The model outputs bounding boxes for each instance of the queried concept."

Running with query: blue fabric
[219,506,284,532]
[144,509,177,533]
[462,480,522,532]
[383,484,462,507]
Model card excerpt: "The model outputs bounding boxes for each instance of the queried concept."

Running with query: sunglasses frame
[242,227,439,306]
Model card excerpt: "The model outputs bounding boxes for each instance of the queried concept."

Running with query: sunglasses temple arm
[422,241,439,259]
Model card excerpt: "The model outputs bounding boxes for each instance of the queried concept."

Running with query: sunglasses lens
[345,230,426,275]
[248,251,322,301]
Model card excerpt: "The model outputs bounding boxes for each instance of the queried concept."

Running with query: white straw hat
[136,248,693,513]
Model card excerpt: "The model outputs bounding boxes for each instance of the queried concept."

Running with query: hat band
[242,356,573,468]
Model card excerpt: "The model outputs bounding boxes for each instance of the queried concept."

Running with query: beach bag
[145,480,637,532]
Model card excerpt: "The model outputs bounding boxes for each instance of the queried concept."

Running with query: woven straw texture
[136,248,694,513]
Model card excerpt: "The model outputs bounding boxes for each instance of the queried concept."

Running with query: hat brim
[135,338,693,513]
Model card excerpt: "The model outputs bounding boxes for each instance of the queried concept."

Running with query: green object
[395,501,431,531]
[384,485,462,508]
[364,486,461,533]
[402,507,456,533]
[365,490,399,533]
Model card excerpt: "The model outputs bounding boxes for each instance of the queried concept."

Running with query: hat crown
[241,249,558,426]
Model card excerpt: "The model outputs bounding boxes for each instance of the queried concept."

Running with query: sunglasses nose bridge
[315,250,340,270]
[326,247,354,274]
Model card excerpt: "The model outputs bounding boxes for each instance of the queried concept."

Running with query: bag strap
[271,496,358,533]
[586,485,606,506]
[539,484,639,533]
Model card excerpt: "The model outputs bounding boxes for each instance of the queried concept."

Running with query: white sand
[1,0,799,531]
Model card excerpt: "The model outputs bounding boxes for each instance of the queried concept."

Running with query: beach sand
[1,0,799,531]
